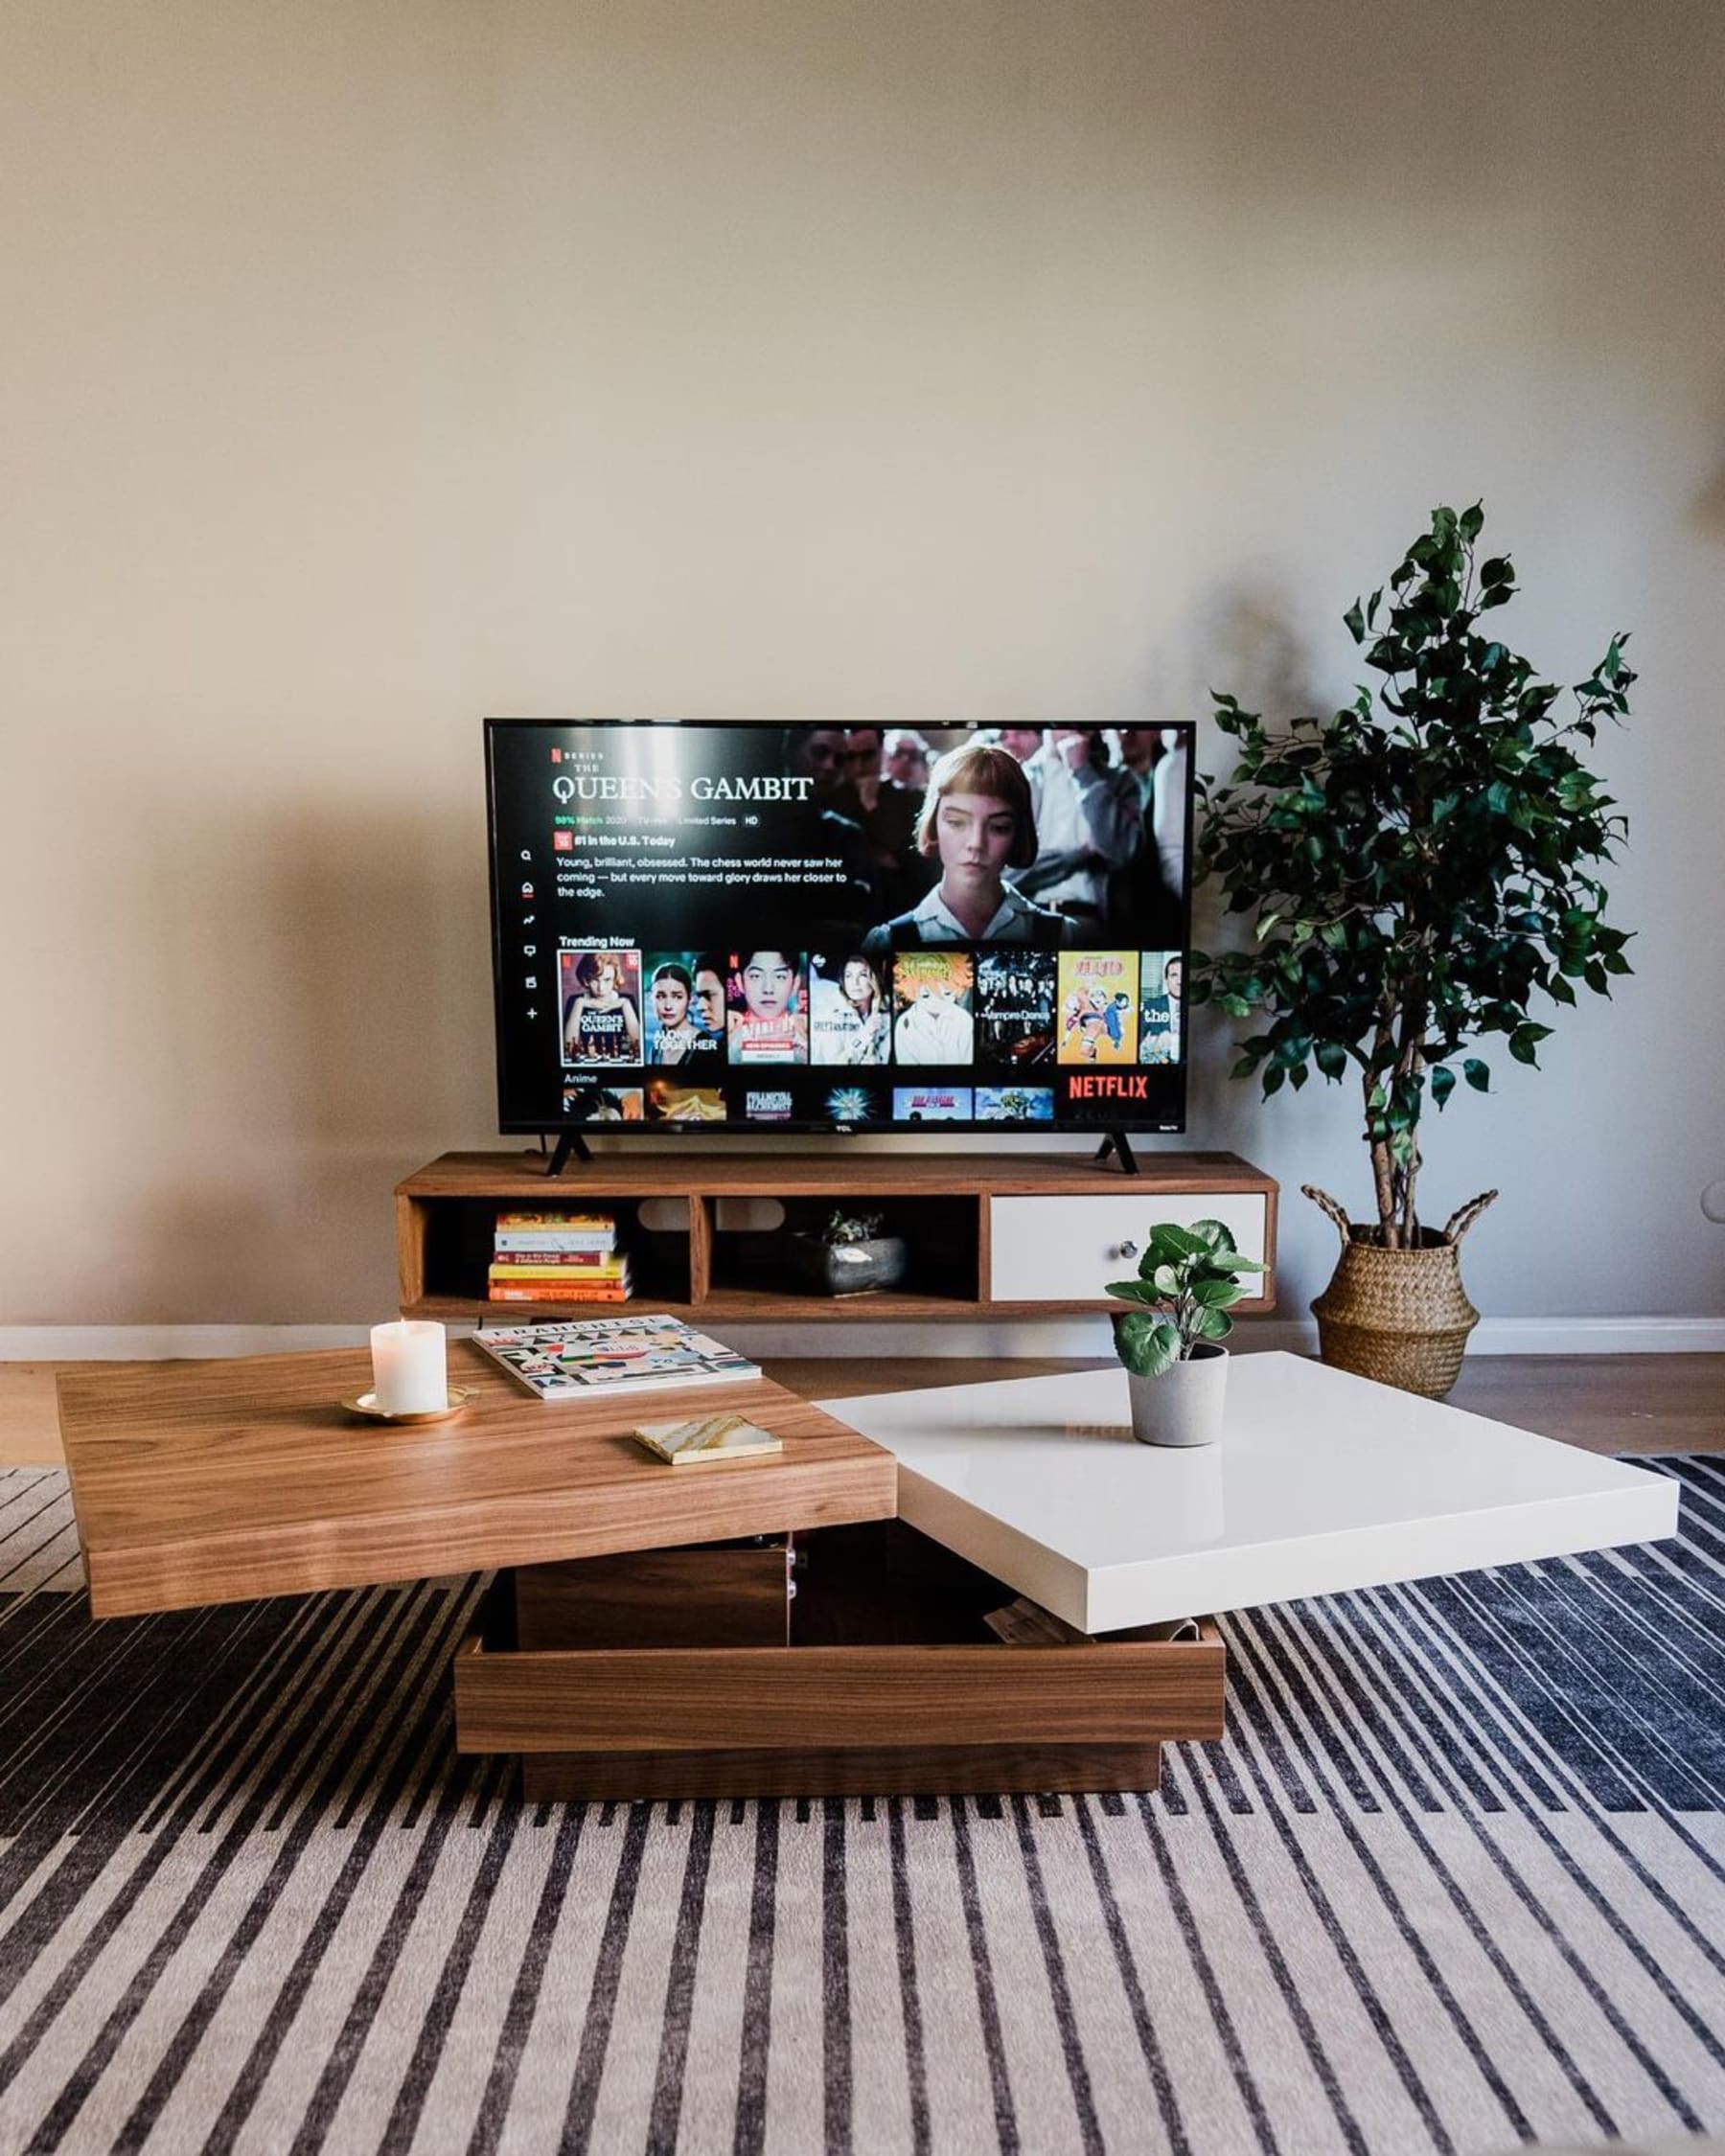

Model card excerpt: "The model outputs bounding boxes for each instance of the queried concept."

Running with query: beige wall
[5,0,1723,1328]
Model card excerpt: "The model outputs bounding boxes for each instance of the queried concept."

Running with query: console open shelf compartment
[396,1150,1278,1323]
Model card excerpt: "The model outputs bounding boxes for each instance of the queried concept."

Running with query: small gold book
[631,1411,783,1465]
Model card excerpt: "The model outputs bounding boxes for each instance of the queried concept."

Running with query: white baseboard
[2,1317,1722,1362]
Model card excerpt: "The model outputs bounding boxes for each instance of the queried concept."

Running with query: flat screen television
[486,720,1192,1137]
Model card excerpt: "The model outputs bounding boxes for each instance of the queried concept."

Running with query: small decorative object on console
[472,1314,758,1402]
[785,1207,908,1297]
[1105,1219,1265,1448]
[630,1412,783,1465]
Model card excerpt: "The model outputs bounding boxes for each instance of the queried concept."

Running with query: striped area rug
[2,1462,1723,2156]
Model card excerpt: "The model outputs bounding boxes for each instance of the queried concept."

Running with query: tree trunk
[1368,1024,1399,1246]
[1368,1097,1397,1248]
[1391,975,1431,1247]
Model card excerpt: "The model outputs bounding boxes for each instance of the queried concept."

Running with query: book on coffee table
[472,1314,759,1403]
[630,1412,783,1465]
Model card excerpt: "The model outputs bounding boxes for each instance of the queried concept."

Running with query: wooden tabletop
[57,1345,897,1618]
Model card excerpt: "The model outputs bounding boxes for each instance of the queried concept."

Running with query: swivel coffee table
[56,1346,1677,1800]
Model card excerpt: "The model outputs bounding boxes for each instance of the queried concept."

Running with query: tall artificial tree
[1192,504,1634,1248]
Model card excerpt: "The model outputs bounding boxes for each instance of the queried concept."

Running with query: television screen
[485,721,1192,1135]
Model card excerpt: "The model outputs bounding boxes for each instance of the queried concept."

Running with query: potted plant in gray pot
[1107,1220,1265,1447]
[1192,502,1635,1397]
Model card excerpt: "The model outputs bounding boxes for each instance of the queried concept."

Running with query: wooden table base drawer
[454,1524,1224,1798]
[519,1743,1165,1802]
[454,1635,1223,1755]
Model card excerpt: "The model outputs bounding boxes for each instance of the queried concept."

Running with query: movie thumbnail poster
[1139,950,1184,1066]
[643,952,728,1070]
[727,951,809,1065]
[562,1084,644,1121]
[560,949,642,1069]
[893,1087,972,1121]
[892,952,974,1066]
[977,952,1055,1066]
[821,1083,878,1125]
[647,1081,726,1122]
[808,952,890,1067]
[1057,952,1137,1066]
[977,1086,1054,1122]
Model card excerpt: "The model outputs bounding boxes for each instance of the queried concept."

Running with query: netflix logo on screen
[1067,1073,1154,1101]
[1060,1066,1182,1130]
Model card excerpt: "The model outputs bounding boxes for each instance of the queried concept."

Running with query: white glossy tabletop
[818,1352,1680,1633]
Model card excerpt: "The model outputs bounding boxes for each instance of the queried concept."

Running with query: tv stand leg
[1094,1130,1140,1176]
[545,1131,594,1176]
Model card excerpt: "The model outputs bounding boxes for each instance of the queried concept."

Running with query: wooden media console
[395,1149,1279,1323]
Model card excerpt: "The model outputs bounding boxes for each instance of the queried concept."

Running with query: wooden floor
[2,1353,1720,1468]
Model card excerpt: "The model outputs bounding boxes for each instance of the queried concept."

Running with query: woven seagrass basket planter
[1303,1185,1498,1400]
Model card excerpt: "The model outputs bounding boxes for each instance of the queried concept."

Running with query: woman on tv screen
[862,743,1069,952]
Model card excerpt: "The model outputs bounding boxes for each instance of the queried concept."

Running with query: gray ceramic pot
[1127,1343,1229,1448]
[786,1233,908,1296]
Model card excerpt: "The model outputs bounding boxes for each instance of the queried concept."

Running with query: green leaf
[1430,1065,1457,1108]
[1195,1306,1234,1342]
[1189,1219,1240,1253]
[1114,1313,1181,1378]
[1190,1276,1244,1308]
[1508,1022,1552,1065]
[1463,1059,1491,1092]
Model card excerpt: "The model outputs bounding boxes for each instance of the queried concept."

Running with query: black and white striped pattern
[2,1461,1723,2154]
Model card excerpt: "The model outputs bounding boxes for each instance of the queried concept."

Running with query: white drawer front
[988,1194,1269,1304]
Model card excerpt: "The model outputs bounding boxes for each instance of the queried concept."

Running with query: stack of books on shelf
[487,1209,632,1304]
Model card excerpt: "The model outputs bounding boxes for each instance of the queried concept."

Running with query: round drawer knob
[1117,1238,1139,1260]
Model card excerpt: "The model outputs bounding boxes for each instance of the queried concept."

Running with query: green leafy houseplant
[1193,503,1634,1248]
[1107,1220,1267,1378]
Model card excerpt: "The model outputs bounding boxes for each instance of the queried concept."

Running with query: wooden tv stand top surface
[398,1149,1275,1200]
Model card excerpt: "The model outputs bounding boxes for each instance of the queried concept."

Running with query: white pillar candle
[370,1320,448,1414]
